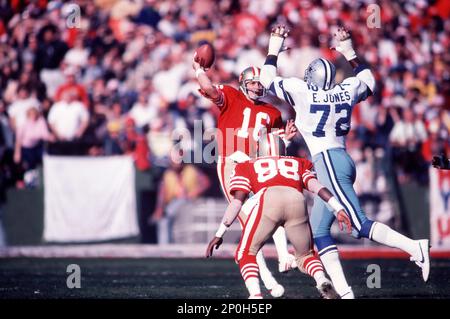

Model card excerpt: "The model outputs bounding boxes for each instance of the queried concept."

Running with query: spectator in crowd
[102,102,126,155]
[54,67,89,107]
[147,101,178,168]
[389,107,428,184]
[127,89,158,131]
[1,101,14,152]
[122,117,151,171]
[0,0,446,229]
[82,54,104,87]
[35,23,69,97]
[47,91,89,155]
[0,162,6,247]
[63,37,90,69]
[7,86,40,133]
[149,151,210,244]
[14,106,54,187]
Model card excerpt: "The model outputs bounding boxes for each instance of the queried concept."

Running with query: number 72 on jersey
[310,102,352,137]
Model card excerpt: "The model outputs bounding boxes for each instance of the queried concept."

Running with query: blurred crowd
[0,0,449,218]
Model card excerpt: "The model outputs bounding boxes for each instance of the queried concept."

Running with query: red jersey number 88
[253,158,300,183]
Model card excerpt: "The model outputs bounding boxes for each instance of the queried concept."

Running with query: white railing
[172,198,242,244]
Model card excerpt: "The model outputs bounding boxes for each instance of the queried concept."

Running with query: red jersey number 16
[237,107,270,141]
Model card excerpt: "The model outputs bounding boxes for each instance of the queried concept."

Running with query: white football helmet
[304,58,336,91]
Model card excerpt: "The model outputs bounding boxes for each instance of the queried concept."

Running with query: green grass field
[0,258,449,299]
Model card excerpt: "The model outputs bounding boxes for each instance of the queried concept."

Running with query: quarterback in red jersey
[206,134,352,299]
[211,78,285,158]
[193,59,297,297]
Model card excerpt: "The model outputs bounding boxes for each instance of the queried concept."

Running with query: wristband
[215,223,229,238]
[326,197,345,215]
[343,50,357,61]
[268,35,285,56]
[282,137,292,148]
[339,39,357,61]
[196,68,205,78]
[265,54,278,67]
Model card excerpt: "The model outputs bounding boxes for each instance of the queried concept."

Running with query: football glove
[333,27,357,61]
[268,24,289,56]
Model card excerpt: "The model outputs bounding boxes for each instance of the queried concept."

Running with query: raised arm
[333,27,376,95]
[260,25,289,89]
[192,60,223,106]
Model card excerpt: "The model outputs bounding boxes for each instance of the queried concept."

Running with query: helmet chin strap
[246,85,266,100]
[247,88,263,95]
[248,91,265,104]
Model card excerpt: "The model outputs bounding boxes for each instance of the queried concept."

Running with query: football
[194,43,215,69]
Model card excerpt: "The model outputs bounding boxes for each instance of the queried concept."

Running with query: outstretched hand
[206,237,223,258]
[192,59,202,71]
[333,27,351,43]
[285,119,297,141]
[336,210,352,234]
[331,26,356,61]
[271,24,290,39]
[268,24,290,55]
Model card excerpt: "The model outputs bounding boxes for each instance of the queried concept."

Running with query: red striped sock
[239,255,261,297]
[302,255,325,281]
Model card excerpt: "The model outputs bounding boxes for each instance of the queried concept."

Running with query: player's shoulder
[235,160,252,169]
[339,76,361,90]
[233,161,252,176]
[259,102,282,116]
[216,84,238,95]
[275,76,308,92]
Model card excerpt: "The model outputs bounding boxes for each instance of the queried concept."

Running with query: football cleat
[410,239,430,282]
[248,293,263,299]
[278,254,297,273]
[340,287,355,299]
[316,279,340,299]
[268,284,285,298]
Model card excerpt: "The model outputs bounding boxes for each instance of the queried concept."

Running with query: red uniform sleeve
[300,159,317,188]
[216,84,240,113]
[200,84,238,112]
[229,162,252,195]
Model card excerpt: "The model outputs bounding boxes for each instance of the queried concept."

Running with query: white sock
[256,250,278,289]
[371,222,418,258]
[272,226,290,259]
[302,255,327,286]
[320,250,352,297]
[313,270,327,286]
[245,277,261,297]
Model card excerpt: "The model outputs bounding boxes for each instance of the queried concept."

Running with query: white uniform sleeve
[341,65,376,104]
[267,76,307,106]
[341,76,370,104]
[260,64,277,89]
[356,68,376,94]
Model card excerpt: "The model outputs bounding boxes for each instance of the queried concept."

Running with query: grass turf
[0,258,449,299]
